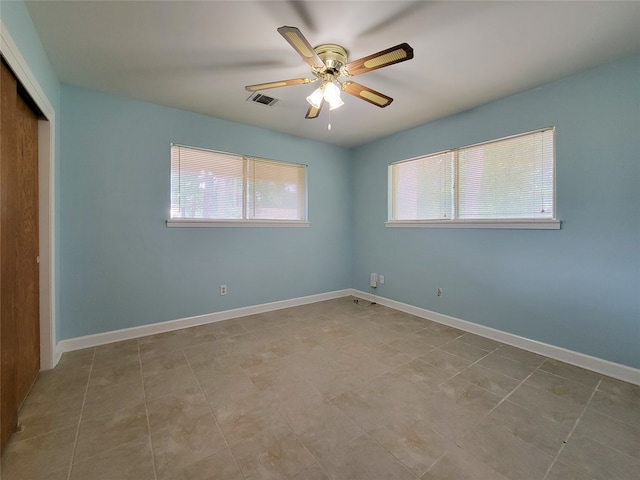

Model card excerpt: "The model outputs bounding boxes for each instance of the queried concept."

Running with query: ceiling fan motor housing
[313,44,348,76]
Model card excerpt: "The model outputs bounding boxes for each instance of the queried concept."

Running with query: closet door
[0,59,40,452]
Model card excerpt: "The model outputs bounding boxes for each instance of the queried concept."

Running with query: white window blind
[246,157,306,221]
[171,145,306,222]
[457,129,554,219]
[391,152,454,220]
[389,128,557,227]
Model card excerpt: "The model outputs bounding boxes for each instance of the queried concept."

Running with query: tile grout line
[263,337,349,480]
[430,358,553,479]
[65,348,96,480]
[315,320,464,479]
[351,321,487,477]
[280,412,335,480]
[487,360,545,415]
[318,331,498,439]
[377,334,539,470]
[425,340,502,397]
[541,377,603,480]
[185,350,248,480]
[451,359,546,450]
[419,450,450,479]
[263,309,396,479]
[245,316,336,478]
[137,343,159,480]
[348,329,475,392]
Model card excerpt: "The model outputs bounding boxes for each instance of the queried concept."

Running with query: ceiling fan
[245,26,414,119]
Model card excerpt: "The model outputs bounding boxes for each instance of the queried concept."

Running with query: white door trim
[1,22,57,369]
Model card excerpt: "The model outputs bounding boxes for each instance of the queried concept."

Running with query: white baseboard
[352,290,640,386]
[55,287,639,386]
[55,289,352,357]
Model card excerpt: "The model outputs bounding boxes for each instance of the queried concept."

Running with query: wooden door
[0,59,40,452]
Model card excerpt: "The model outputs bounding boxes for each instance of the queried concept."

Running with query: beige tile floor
[2,297,639,480]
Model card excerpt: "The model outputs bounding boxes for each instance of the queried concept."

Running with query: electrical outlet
[379,275,385,284]
[220,285,227,296]
[437,287,443,297]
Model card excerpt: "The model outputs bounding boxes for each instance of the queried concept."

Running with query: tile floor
[1,297,639,479]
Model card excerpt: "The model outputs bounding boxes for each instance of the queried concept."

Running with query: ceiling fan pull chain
[328,109,332,130]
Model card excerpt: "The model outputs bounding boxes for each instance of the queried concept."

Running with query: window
[388,128,559,229]
[168,144,307,226]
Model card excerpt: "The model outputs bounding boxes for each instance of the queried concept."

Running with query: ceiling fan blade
[342,43,414,76]
[277,26,325,69]
[342,81,393,108]
[245,78,312,92]
[305,100,324,119]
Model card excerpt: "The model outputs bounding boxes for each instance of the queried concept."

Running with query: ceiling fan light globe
[323,82,341,103]
[329,97,344,110]
[306,87,324,109]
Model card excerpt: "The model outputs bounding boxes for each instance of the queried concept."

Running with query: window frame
[167,144,309,228]
[386,128,560,229]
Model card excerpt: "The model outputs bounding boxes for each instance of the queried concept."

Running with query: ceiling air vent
[247,92,279,107]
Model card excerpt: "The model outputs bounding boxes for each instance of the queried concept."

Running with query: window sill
[385,219,561,230]
[166,219,310,228]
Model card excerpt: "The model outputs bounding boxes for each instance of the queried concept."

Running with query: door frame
[1,22,56,369]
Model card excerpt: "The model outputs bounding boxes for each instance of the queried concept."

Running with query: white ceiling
[25,1,640,147]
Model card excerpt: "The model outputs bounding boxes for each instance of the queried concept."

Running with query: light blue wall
[58,86,352,339]
[1,0,63,340]
[351,55,640,368]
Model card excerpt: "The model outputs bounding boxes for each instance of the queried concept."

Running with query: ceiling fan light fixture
[323,81,343,110]
[306,86,324,109]
[328,95,344,111]
[323,81,340,99]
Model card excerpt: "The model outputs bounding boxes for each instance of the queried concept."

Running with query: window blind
[389,127,556,223]
[171,145,306,222]
[391,152,453,220]
[171,145,243,219]
[246,157,306,221]
[457,129,554,219]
